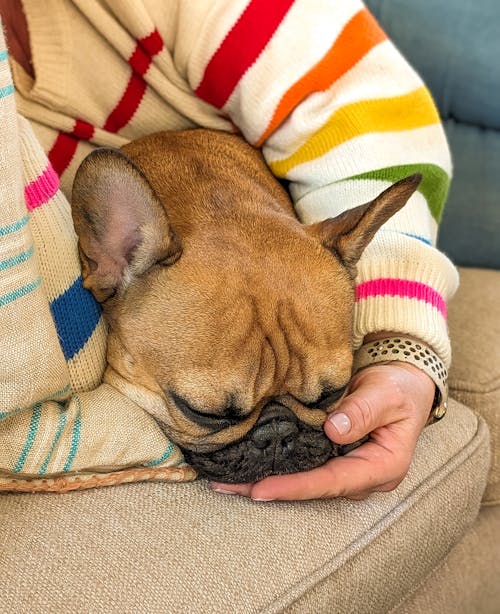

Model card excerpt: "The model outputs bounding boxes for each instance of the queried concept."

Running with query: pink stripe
[356,278,447,318]
[24,164,60,211]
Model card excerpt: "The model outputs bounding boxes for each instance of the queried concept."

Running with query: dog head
[71,129,420,483]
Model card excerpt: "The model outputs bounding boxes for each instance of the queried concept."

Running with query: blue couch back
[366,0,500,269]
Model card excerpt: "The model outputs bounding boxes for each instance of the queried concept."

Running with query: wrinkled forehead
[118,261,354,408]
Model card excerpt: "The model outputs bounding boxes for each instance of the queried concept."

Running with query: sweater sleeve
[185,0,459,366]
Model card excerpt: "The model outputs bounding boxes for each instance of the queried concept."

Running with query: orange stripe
[256,8,386,146]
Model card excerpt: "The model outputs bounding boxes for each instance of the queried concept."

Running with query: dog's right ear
[71,148,182,302]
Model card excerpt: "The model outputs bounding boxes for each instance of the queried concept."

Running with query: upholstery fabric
[0,400,489,614]
[365,0,500,269]
[448,267,500,504]
[394,506,500,614]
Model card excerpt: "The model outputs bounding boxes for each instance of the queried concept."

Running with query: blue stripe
[49,276,102,360]
[146,441,175,467]
[0,277,41,308]
[0,245,34,272]
[13,404,42,473]
[0,49,8,62]
[402,232,432,246]
[0,216,29,236]
[39,408,68,474]
[0,384,71,421]
[0,83,14,99]
[63,395,82,471]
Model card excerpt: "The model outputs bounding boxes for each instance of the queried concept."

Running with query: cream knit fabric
[1,0,459,491]
[0,30,195,491]
[13,0,459,364]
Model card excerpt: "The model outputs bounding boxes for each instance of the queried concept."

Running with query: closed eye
[304,385,348,410]
[171,392,242,431]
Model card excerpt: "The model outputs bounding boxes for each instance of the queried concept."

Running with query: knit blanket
[0,38,195,492]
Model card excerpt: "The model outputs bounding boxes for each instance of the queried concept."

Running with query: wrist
[354,335,448,426]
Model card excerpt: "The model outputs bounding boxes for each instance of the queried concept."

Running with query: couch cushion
[0,400,489,614]
[394,506,500,614]
[448,267,500,504]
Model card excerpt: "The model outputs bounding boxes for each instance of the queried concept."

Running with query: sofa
[1,1,499,612]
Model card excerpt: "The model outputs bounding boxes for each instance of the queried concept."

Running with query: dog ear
[71,148,182,302]
[307,174,422,273]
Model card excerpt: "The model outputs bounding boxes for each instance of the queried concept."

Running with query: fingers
[324,363,432,446]
[324,379,398,446]
[211,435,415,502]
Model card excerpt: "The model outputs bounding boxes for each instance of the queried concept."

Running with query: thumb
[324,383,392,445]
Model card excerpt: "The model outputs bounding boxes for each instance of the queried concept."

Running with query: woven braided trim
[0,465,197,493]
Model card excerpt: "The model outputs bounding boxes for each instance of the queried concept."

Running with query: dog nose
[251,404,299,453]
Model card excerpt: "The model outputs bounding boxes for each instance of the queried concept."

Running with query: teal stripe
[146,441,175,467]
[63,395,82,471]
[340,163,450,223]
[0,276,41,308]
[13,404,42,473]
[0,384,71,421]
[39,408,68,474]
[0,83,14,99]
[0,49,8,62]
[0,216,29,236]
[0,245,34,272]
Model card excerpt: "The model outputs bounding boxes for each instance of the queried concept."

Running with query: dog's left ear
[307,174,422,273]
[71,148,182,302]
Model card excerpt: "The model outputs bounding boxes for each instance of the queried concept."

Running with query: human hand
[211,362,435,501]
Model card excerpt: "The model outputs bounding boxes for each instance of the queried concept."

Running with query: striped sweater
[1,0,458,490]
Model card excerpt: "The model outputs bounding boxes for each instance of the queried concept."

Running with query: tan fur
[71,129,419,453]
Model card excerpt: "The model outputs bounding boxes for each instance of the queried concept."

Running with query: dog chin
[180,428,366,484]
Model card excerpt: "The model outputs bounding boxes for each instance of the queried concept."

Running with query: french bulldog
[71,129,420,484]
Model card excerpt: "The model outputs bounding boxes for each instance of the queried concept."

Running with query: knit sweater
[1,0,458,491]
[1,27,195,491]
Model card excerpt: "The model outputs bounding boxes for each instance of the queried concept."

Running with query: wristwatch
[352,336,448,426]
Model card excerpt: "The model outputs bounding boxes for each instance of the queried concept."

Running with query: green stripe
[0,245,34,272]
[0,277,42,308]
[0,49,9,62]
[63,395,82,471]
[340,163,450,222]
[13,404,42,473]
[39,408,68,474]
[0,216,29,236]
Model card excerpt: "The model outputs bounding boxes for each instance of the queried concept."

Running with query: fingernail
[252,497,275,502]
[329,412,351,435]
[211,487,237,495]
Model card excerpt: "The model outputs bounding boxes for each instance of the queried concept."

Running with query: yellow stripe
[270,87,440,177]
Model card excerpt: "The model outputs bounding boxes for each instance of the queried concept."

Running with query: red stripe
[48,119,95,177]
[138,28,164,57]
[195,0,295,108]
[104,29,164,134]
[48,30,164,177]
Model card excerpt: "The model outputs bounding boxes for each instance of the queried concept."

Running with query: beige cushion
[448,267,500,504]
[394,506,500,614]
[0,400,489,614]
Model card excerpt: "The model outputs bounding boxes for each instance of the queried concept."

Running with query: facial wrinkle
[279,299,310,393]
[252,295,290,397]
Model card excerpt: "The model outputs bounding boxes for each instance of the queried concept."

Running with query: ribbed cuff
[353,233,459,366]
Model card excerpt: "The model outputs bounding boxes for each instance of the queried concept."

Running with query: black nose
[251,404,299,454]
